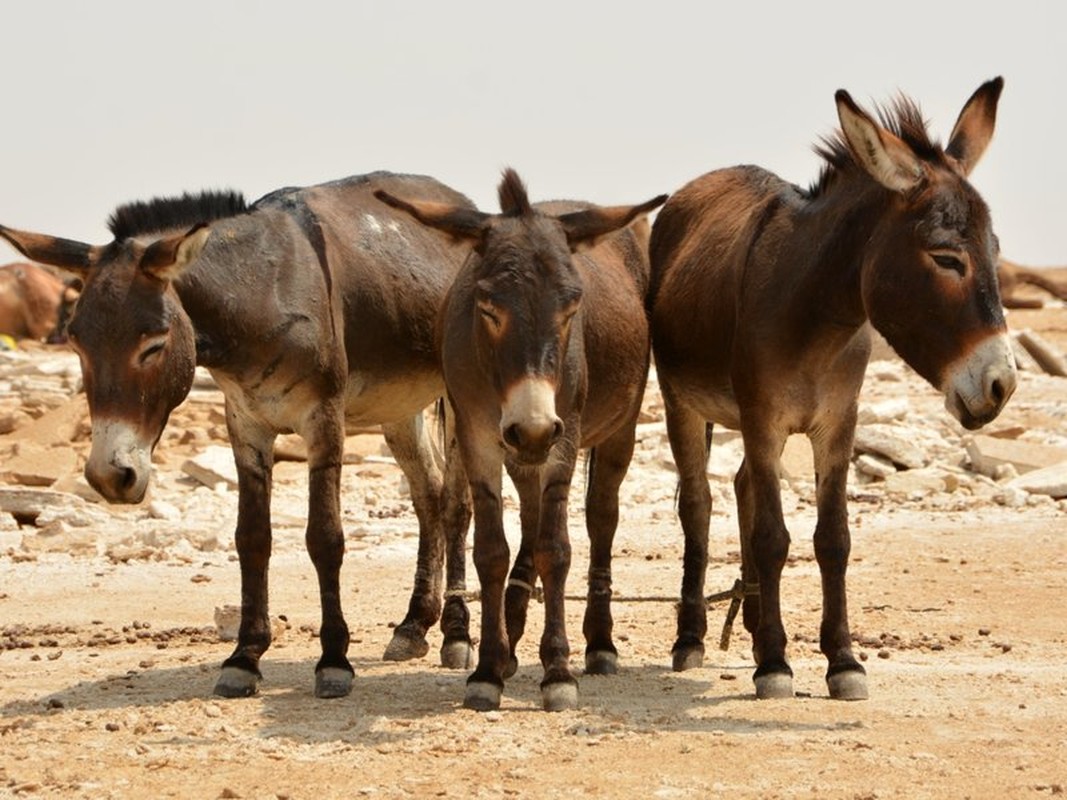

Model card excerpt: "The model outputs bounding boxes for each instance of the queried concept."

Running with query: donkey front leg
[439,408,474,670]
[305,405,354,698]
[534,453,580,712]
[811,426,868,701]
[215,420,276,698]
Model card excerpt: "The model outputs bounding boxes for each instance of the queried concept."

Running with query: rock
[965,435,1067,478]
[181,446,238,490]
[882,468,956,496]
[1008,336,1041,372]
[273,434,307,462]
[1,395,88,447]
[780,435,814,482]
[2,441,79,487]
[0,487,87,523]
[853,424,927,469]
[148,500,182,521]
[1014,329,1067,377]
[856,453,897,479]
[1005,461,1067,499]
[858,398,911,425]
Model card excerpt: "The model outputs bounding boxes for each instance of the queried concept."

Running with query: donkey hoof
[827,670,869,701]
[464,681,502,711]
[440,640,474,670]
[214,666,260,698]
[671,646,704,672]
[754,672,794,699]
[383,630,430,662]
[541,681,579,712]
[584,650,618,676]
[315,667,354,699]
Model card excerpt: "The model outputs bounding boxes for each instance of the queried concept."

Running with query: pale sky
[1,1,1064,265]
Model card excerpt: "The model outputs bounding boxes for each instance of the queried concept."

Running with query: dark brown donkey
[649,78,1016,700]
[0,172,479,698]
[377,170,666,710]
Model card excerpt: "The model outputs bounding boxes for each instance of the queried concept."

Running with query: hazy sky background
[1,2,1064,265]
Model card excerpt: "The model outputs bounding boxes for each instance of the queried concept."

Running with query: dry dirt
[0,286,1065,799]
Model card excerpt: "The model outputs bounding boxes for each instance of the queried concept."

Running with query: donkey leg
[582,426,637,676]
[741,430,793,699]
[503,464,540,679]
[215,421,276,698]
[535,454,580,712]
[462,435,510,711]
[811,427,868,701]
[662,394,712,671]
[305,405,353,698]
[439,415,474,670]
[381,415,445,663]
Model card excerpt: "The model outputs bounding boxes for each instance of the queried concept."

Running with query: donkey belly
[342,367,443,428]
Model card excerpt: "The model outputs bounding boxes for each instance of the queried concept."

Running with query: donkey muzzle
[942,333,1017,430]
[500,377,564,464]
[85,418,153,504]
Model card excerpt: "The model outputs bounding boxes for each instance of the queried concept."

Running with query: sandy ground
[0,289,1065,799]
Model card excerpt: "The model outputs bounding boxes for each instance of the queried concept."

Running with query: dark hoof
[503,655,519,680]
[671,645,704,672]
[754,671,793,699]
[464,681,502,711]
[584,650,618,676]
[541,681,579,712]
[383,629,430,662]
[827,670,869,701]
[214,666,260,698]
[440,639,475,670]
[315,667,353,699]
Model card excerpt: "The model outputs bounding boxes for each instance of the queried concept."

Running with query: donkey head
[834,77,1016,429]
[0,213,213,502]
[377,170,665,464]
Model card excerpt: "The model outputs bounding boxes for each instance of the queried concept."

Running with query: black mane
[107,190,247,241]
[808,93,943,197]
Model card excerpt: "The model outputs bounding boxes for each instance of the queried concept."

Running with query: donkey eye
[931,251,966,276]
[138,340,167,365]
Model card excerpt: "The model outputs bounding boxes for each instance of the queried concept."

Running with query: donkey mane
[107,191,248,241]
[808,94,942,197]
[498,168,533,216]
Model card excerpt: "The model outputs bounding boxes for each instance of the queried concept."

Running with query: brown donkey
[648,79,1016,700]
[0,173,479,698]
[377,170,666,710]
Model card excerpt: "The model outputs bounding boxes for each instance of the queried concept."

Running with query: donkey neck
[792,173,899,328]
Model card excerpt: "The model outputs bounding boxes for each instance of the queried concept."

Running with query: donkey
[376,170,666,710]
[648,78,1016,700]
[0,172,479,698]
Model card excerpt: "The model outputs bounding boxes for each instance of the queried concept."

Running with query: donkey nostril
[118,466,137,492]
[550,419,564,444]
[990,379,1004,406]
[503,424,522,449]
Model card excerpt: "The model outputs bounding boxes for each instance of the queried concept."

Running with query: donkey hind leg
[582,426,637,676]
[662,395,712,671]
[381,413,446,663]
[740,433,793,700]
[304,403,354,698]
[216,422,277,698]
[811,429,868,701]
[439,404,474,669]
[502,464,541,679]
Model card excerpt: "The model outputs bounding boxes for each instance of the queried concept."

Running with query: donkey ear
[946,77,1004,176]
[836,90,924,193]
[0,224,101,277]
[374,190,490,244]
[141,224,211,282]
[557,194,668,253]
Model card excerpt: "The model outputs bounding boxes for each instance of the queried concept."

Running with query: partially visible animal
[648,78,1015,701]
[0,172,481,699]
[997,257,1067,308]
[0,261,70,341]
[377,170,666,711]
